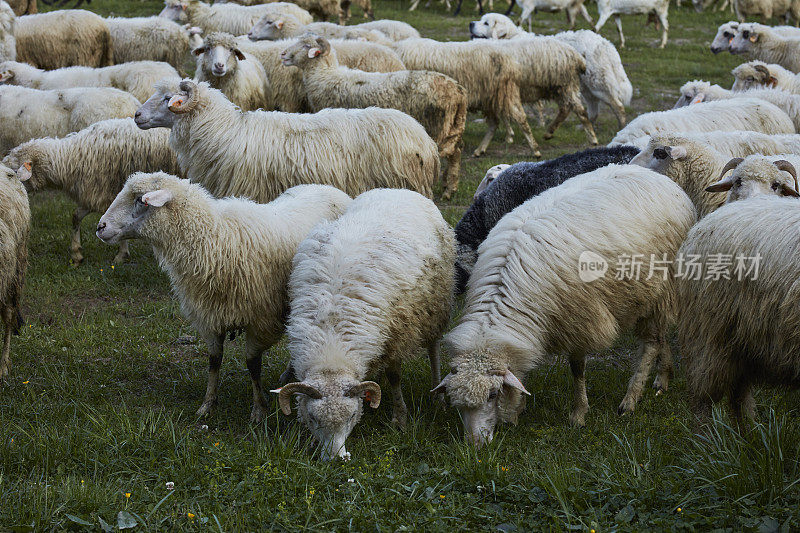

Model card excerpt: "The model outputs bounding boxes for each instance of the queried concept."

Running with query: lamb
[96,173,351,423]
[134,79,439,202]
[274,188,455,460]
[710,21,800,53]
[470,14,633,127]
[608,98,796,149]
[0,163,29,380]
[0,60,180,103]
[393,38,539,157]
[247,13,390,44]
[0,86,140,156]
[454,145,641,293]
[356,20,419,40]
[594,0,669,48]
[731,61,800,92]
[15,9,114,69]
[433,164,696,445]
[676,188,800,426]
[2,119,179,265]
[107,17,203,76]
[194,33,270,111]
[704,154,800,201]
[731,0,800,24]
[0,1,15,62]
[282,35,466,199]
[730,23,800,73]
[159,0,312,35]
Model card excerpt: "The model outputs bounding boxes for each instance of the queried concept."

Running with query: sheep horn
[753,64,770,82]
[773,159,798,192]
[346,381,381,408]
[272,382,322,415]
[718,157,744,180]
[170,80,200,114]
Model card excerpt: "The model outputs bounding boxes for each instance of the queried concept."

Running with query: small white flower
[166,482,175,490]
[200,425,209,431]
[347,478,355,483]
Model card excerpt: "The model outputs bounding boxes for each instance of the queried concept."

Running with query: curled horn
[346,381,381,408]
[719,157,744,180]
[315,35,331,55]
[773,159,798,192]
[753,64,771,83]
[273,382,322,415]
[169,80,200,114]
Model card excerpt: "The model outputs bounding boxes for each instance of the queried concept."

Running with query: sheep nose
[97,221,106,232]
[134,110,141,119]
[214,62,224,69]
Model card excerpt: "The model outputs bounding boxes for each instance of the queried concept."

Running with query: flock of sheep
[1,0,800,461]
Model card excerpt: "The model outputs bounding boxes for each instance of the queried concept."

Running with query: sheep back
[16,10,113,69]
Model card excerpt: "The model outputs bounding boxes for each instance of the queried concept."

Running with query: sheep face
[248,16,285,41]
[0,63,14,84]
[159,0,189,25]
[135,79,199,129]
[97,173,176,245]
[711,22,738,54]
[629,139,689,176]
[731,64,777,92]
[673,81,709,108]
[2,148,38,192]
[469,14,518,40]
[0,162,25,185]
[730,25,759,55]
[706,156,799,203]
[473,164,510,200]
[280,35,330,68]
[195,37,244,78]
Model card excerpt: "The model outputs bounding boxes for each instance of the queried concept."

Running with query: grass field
[1,0,799,530]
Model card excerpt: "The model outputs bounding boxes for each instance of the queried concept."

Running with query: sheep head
[706,156,800,203]
[280,34,331,68]
[248,13,300,41]
[2,144,43,192]
[0,66,13,84]
[711,21,738,54]
[730,23,760,54]
[473,163,511,200]
[732,63,778,91]
[673,80,710,108]
[194,32,245,78]
[159,0,191,24]
[629,135,690,177]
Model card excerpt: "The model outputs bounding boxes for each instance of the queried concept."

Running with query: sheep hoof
[70,256,84,267]
[533,150,542,159]
[652,375,669,392]
[113,254,129,265]
[196,400,216,418]
[472,150,484,158]
[617,399,635,416]
[0,363,9,380]
[569,412,586,427]
[543,132,554,140]
[250,403,267,425]
[391,413,408,430]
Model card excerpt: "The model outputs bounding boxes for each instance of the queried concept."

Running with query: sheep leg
[609,96,627,128]
[566,6,576,29]
[196,333,225,418]
[339,0,350,24]
[427,341,441,388]
[409,0,420,10]
[579,3,593,23]
[652,341,673,393]
[0,321,11,380]
[614,15,625,48]
[245,337,269,424]
[505,0,516,16]
[510,104,541,157]
[594,11,612,32]
[657,11,668,48]
[618,337,660,415]
[729,378,753,430]
[441,142,462,200]
[543,104,570,141]
[474,115,498,157]
[568,354,589,427]
[113,240,130,266]
[502,118,514,144]
[570,98,599,145]
[70,207,91,265]
[387,360,408,429]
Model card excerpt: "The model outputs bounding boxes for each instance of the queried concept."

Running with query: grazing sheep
[0,163,29,380]
[6,0,34,15]
[704,154,800,201]
[677,190,800,426]
[15,9,114,69]
[220,0,342,23]
[0,1,15,62]
[454,145,640,293]
[2,119,179,265]
[514,0,592,31]
[731,0,800,24]
[595,0,669,48]
[609,98,796,149]
[96,173,351,422]
[282,35,466,198]
[357,20,419,40]
[275,188,455,460]
[194,33,270,111]
[731,23,800,73]
[134,79,439,202]
[434,164,696,444]
[0,86,139,156]
[473,163,511,200]
[470,13,632,127]
[107,17,203,76]
[393,38,539,157]
[159,0,312,35]
[247,13,390,44]
[711,21,800,53]
[731,61,799,92]
[0,60,180,103]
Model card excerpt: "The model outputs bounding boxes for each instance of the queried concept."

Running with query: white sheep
[2,118,179,265]
[731,61,800,92]
[609,98,796,149]
[97,173,351,423]
[0,60,180,103]
[159,0,312,35]
[247,13,391,44]
[514,0,592,31]
[731,23,800,73]
[705,154,800,201]
[432,164,696,444]
[470,14,633,127]
[711,21,800,53]
[194,33,270,112]
[134,79,440,202]
[0,1,15,62]
[15,9,114,69]
[218,0,341,24]
[274,188,455,460]
[0,85,140,156]
[282,34,466,199]
[731,0,800,24]
[595,0,669,49]
[356,20,420,40]
[0,163,29,380]
[107,17,203,76]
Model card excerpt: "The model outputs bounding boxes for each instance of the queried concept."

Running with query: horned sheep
[159,0,312,35]
[97,173,351,423]
[704,154,800,201]
[2,118,179,265]
[275,188,455,460]
[134,79,439,202]
[282,34,466,199]
[730,23,800,73]
[731,61,800,93]
[434,164,696,445]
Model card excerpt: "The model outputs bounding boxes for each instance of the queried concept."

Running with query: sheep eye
[135,196,145,205]
[724,32,732,37]
[772,182,780,190]
[742,31,750,38]
[488,390,498,400]
[735,178,742,187]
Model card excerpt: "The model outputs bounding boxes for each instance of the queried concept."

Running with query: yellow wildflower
[187,512,195,520]
[125,493,131,498]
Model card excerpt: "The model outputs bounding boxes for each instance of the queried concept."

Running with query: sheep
[454,145,641,293]
[731,0,800,24]
[676,189,800,426]
[731,61,800,92]
[693,0,733,13]
[194,33,270,112]
[0,163,29,380]
[6,0,34,15]
[473,163,511,200]
[247,13,390,44]
[107,17,203,76]
[2,119,179,265]
[159,0,312,35]
[134,79,439,202]
[15,9,114,69]
[0,86,140,156]
[513,0,593,32]
[237,38,405,112]
[339,0,375,24]
[96,172,351,422]
[609,98,796,149]
[595,0,669,48]
[433,164,696,445]
[356,20,420,40]
[673,82,800,132]
[282,35,466,199]
[274,188,455,460]
[630,132,800,216]
[731,23,800,73]
[393,38,539,157]
[0,60,180,103]
[0,1,14,62]
[219,0,341,24]
[704,154,800,201]
[470,14,633,127]
[711,21,800,53]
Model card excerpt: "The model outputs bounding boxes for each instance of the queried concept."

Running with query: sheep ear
[0,70,13,82]
[768,76,778,88]
[168,94,186,111]
[275,19,284,29]
[192,46,207,56]
[749,33,758,42]
[17,161,31,182]
[431,374,452,395]
[781,184,800,197]
[308,47,321,58]
[233,48,246,61]
[690,93,705,104]
[502,369,531,396]
[668,146,687,159]
[142,189,173,207]
[705,180,733,193]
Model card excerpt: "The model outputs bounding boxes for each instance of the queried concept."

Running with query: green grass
[2,0,799,530]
